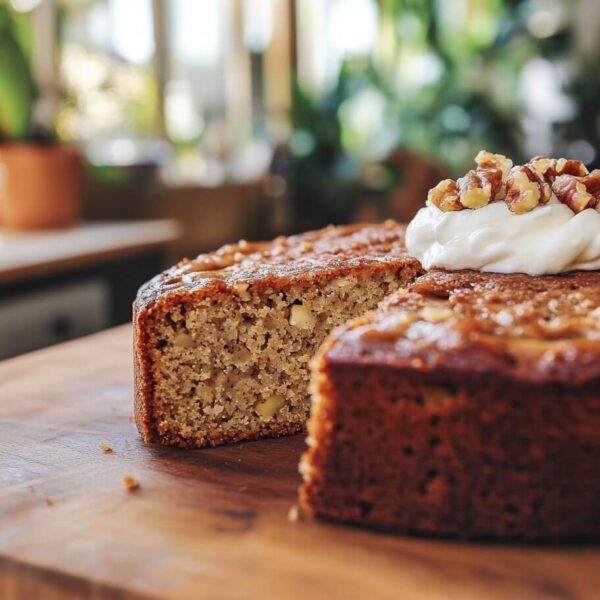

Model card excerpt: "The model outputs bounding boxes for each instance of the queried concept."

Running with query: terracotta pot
[0,143,83,230]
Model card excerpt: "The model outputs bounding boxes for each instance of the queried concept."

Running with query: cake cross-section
[134,222,422,448]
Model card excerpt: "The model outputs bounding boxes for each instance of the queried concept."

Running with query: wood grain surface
[0,325,598,600]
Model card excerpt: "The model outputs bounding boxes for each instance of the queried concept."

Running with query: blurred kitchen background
[1,0,600,358]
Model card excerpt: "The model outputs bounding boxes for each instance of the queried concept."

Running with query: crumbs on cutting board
[99,443,113,453]
[45,497,54,507]
[122,474,140,492]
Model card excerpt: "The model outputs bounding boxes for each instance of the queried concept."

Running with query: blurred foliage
[288,73,369,229]
[555,57,600,171]
[57,44,159,143]
[0,0,158,145]
[286,0,573,226]
[372,0,531,172]
[0,2,36,141]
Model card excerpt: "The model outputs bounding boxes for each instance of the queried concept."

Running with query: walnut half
[457,168,503,209]
[428,179,462,211]
[427,151,511,212]
[475,151,513,195]
[552,170,600,213]
[428,152,595,215]
[505,165,551,214]
[530,156,588,183]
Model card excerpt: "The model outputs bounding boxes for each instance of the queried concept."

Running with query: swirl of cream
[405,198,600,275]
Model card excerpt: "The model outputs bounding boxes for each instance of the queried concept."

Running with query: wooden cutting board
[1,325,599,599]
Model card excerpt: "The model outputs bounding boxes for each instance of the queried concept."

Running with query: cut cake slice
[134,222,422,448]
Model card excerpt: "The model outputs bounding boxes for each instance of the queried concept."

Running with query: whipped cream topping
[405,198,600,276]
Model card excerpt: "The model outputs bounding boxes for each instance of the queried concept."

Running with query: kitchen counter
[0,220,179,286]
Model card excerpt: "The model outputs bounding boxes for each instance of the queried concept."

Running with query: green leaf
[0,6,35,140]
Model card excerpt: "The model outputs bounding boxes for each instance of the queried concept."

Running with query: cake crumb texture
[134,222,421,448]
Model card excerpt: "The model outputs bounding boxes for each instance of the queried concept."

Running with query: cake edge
[133,254,423,448]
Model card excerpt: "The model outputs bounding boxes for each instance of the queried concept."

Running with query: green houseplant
[0,2,82,230]
[283,0,573,227]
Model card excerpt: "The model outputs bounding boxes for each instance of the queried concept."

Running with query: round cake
[299,152,600,540]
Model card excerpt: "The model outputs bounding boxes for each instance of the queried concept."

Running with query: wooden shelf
[0,220,180,286]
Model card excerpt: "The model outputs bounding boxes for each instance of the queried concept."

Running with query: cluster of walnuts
[428,151,600,214]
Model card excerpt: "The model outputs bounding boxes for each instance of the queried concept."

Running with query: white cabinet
[0,278,110,359]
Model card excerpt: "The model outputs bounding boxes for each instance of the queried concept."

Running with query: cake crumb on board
[288,505,301,522]
[122,474,140,492]
[45,498,54,507]
[99,443,113,453]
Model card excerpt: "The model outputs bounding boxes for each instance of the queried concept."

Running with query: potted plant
[0,3,82,230]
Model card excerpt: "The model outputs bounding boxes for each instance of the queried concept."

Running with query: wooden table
[1,326,598,599]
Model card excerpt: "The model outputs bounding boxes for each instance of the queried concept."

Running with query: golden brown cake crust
[300,269,600,540]
[324,269,600,385]
[134,222,422,447]
[135,221,416,313]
